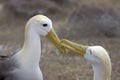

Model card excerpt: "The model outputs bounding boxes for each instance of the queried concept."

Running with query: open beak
[60,39,88,56]
[46,28,66,55]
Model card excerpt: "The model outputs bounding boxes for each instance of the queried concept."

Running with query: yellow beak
[60,39,88,56]
[46,28,67,55]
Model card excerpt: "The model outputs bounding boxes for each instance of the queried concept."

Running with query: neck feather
[93,62,111,80]
[16,26,41,67]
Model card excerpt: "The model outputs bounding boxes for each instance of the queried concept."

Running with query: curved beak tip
[46,28,67,55]
[60,39,88,56]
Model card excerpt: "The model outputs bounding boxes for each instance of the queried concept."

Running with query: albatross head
[61,39,111,80]
[26,15,66,55]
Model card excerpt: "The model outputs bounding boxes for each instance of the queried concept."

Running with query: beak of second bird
[60,39,88,56]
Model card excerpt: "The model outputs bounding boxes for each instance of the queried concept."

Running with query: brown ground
[0,0,120,80]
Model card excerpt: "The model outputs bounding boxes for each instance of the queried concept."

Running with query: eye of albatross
[43,24,48,27]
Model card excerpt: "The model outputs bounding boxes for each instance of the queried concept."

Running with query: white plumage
[61,39,111,80]
[0,15,66,80]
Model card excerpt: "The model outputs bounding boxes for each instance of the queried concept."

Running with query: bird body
[0,15,66,80]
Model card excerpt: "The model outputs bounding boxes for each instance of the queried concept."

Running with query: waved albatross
[0,15,66,80]
[61,39,111,80]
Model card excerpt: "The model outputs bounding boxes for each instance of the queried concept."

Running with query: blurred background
[0,0,120,80]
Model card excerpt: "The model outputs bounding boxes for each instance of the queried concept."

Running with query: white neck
[92,63,110,80]
[16,26,41,67]
[93,64,104,80]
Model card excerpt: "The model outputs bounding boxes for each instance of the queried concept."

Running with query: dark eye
[43,24,48,27]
